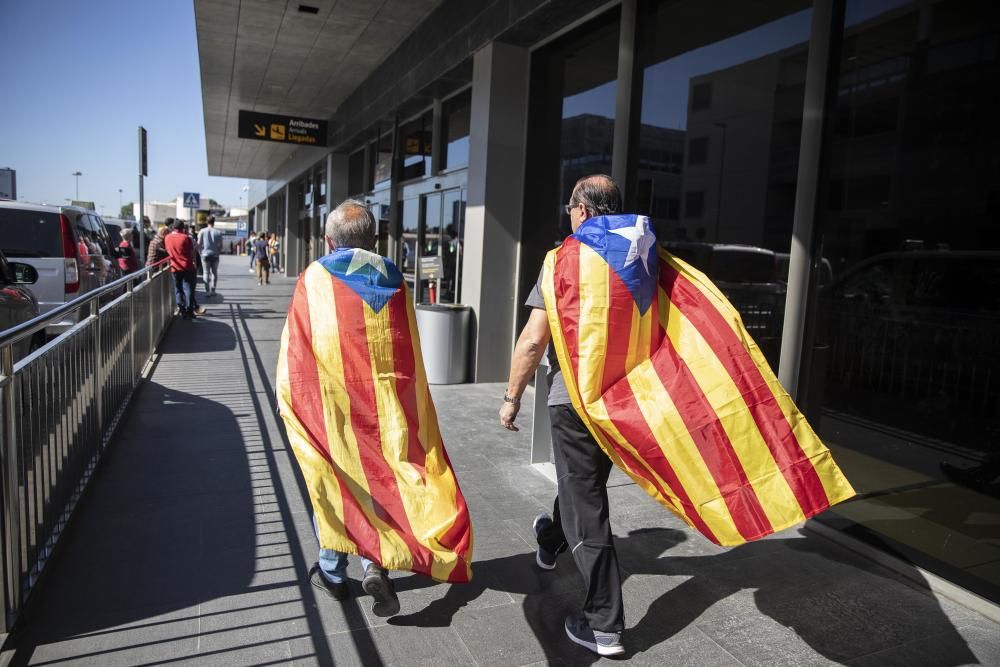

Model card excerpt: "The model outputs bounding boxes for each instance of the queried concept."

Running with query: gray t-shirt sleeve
[523,266,571,406]
[524,268,546,310]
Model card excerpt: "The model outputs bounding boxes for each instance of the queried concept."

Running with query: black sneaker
[362,564,400,617]
[532,513,563,570]
[564,612,624,657]
[310,564,349,601]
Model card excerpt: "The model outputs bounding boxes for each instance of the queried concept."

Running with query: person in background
[268,233,281,273]
[249,233,258,272]
[164,221,205,319]
[197,215,224,297]
[117,227,140,273]
[254,233,271,286]
[147,222,170,267]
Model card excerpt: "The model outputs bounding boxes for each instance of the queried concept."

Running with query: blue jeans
[172,270,196,314]
[314,516,373,584]
[202,254,219,292]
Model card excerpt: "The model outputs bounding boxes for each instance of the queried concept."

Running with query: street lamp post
[72,171,82,200]
[118,188,123,212]
[712,122,727,242]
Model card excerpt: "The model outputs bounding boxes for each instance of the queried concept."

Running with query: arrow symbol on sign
[254,124,266,137]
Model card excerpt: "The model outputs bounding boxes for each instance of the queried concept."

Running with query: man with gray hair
[278,199,474,614]
[277,198,478,618]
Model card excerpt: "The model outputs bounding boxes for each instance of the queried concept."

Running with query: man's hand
[499,400,520,432]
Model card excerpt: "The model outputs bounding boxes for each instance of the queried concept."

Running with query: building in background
[0,168,15,200]
[130,200,176,226]
[195,0,1000,610]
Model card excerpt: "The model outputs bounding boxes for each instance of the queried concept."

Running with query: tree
[120,204,134,219]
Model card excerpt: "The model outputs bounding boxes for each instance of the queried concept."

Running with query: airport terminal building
[196,0,999,611]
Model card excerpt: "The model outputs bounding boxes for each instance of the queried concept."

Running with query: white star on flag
[346,249,388,279]
[610,216,656,275]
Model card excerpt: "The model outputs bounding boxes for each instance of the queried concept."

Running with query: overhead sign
[238,110,327,147]
[183,192,200,209]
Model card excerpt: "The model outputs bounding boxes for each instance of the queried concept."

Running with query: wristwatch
[503,391,520,405]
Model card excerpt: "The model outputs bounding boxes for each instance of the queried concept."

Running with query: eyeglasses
[563,202,577,216]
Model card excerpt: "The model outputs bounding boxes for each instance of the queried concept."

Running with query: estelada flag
[541,214,855,546]
[276,248,473,582]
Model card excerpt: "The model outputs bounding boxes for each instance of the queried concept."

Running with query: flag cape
[541,214,855,546]
[276,248,473,582]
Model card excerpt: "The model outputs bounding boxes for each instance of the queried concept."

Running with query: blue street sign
[183,192,200,209]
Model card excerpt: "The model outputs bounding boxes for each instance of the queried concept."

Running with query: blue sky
[1,1,254,215]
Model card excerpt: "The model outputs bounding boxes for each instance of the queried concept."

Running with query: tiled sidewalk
[5,256,999,666]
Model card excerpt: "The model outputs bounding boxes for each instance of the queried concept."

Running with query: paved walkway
[5,256,1000,666]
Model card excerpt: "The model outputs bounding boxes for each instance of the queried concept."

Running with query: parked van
[0,202,123,336]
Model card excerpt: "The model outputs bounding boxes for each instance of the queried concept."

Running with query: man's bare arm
[499,308,551,431]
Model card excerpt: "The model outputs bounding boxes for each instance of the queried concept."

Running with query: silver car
[0,202,122,336]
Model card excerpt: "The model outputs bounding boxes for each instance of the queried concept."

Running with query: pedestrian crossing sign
[183,192,200,209]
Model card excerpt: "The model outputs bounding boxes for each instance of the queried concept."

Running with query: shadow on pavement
[387,526,976,664]
[4,379,256,664]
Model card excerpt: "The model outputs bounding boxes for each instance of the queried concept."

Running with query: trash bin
[415,303,470,384]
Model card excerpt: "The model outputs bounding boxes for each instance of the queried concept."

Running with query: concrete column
[284,184,305,276]
[463,41,531,382]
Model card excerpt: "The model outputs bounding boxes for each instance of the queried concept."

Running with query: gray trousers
[536,404,624,633]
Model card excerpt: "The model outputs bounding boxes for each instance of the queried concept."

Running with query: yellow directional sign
[238,110,327,147]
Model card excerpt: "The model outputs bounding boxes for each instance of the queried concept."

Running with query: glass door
[417,193,442,304]
[440,188,466,303]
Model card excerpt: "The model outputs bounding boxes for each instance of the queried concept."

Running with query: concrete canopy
[196,0,442,179]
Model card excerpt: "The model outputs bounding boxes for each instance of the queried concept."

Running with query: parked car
[0,202,123,336]
[0,248,42,359]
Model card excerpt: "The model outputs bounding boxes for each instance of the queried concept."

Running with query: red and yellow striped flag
[276,249,473,582]
[541,215,854,546]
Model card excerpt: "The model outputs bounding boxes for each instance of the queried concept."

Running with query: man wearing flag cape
[501,175,854,656]
[277,200,473,618]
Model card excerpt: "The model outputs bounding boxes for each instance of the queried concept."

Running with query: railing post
[127,279,136,387]
[149,270,156,359]
[92,299,103,443]
[0,345,20,630]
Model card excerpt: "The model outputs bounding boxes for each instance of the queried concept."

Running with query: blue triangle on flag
[318,248,403,313]
[572,214,659,316]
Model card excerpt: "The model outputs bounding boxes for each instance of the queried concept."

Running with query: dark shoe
[533,513,563,570]
[362,564,400,617]
[181,311,192,320]
[310,565,349,601]
[565,612,624,657]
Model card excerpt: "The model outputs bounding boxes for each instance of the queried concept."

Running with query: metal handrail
[0,258,170,349]
[0,257,175,631]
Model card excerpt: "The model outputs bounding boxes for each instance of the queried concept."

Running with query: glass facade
[808,0,1000,604]
[400,111,433,181]
[519,10,621,329]
[637,0,814,366]
[515,0,999,604]
[372,131,393,187]
[442,90,471,170]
